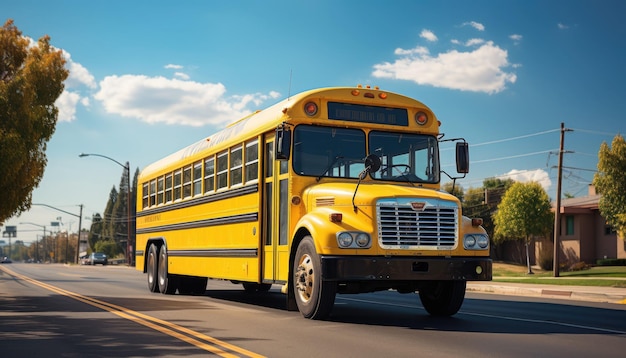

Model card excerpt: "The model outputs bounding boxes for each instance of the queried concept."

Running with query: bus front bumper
[321,256,492,281]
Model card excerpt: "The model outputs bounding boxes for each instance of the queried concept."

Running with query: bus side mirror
[275,126,291,160]
[456,142,469,174]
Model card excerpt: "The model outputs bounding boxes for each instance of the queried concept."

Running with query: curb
[466,283,626,305]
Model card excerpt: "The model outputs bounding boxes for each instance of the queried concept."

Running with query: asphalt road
[1,263,625,357]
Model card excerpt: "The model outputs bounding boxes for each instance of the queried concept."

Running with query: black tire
[418,281,466,316]
[158,244,178,294]
[292,236,336,319]
[147,244,159,293]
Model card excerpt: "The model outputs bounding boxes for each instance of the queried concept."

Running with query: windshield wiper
[316,156,343,182]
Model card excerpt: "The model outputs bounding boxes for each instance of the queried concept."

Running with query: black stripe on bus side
[168,248,258,258]
[136,212,258,234]
[137,184,259,217]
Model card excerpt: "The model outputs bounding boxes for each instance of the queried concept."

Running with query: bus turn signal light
[329,213,342,223]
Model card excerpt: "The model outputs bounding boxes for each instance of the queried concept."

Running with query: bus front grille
[376,199,458,249]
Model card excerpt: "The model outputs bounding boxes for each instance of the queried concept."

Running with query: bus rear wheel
[293,236,336,320]
[418,280,466,316]
[147,244,159,293]
[158,244,178,294]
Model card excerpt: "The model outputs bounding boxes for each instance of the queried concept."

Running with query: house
[552,185,625,265]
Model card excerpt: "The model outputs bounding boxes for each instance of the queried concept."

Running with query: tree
[493,182,553,274]
[0,20,69,223]
[442,182,464,201]
[102,186,118,242]
[88,213,103,252]
[593,134,626,239]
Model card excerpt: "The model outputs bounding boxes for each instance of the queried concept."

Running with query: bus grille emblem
[410,202,426,211]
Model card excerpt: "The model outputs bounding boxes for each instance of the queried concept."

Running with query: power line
[471,128,560,147]
[471,149,556,164]
[570,128,619,137]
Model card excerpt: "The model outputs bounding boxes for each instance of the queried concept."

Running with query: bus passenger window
[183,165,192,198]
[149,180,156,207]
[173,170,182,200]
[245,140,259,183]
[204,157,215,193]
[142,183,149,209]
[193,161,202,196]
[230,145,243,187]
[217,151,228,190]
[157,177,164,204]
[165,173,173,203]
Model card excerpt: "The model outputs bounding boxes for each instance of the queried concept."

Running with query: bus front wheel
[293,236,336,320]
[147,244,159,293]
[418,280,466,316]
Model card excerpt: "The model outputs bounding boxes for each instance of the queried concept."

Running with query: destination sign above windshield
[327,102,408,126]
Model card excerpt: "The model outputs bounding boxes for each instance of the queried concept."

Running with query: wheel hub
[295,254,314,302]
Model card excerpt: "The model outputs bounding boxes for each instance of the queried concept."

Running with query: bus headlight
[355,233,371,247]
[337,232,353,247]
[477,235,489,248]
[336,231,371,249]
[464,234,489,250]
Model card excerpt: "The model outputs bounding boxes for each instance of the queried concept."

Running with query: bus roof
[139,86,432,179]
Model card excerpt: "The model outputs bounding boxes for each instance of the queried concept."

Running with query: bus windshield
[292,125,439,183]
[369,131,439,183]
[293,125,366,179]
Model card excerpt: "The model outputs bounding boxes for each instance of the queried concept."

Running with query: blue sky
[3,0,625,246]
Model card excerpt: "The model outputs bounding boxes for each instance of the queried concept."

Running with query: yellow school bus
[135,85,492,319]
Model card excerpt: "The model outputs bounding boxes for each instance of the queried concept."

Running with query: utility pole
[553,123,572,277]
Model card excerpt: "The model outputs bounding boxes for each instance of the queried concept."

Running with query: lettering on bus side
[143,214,161,223]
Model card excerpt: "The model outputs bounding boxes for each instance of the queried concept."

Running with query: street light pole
[20,222,45,263]
[79,153,132,266]
[32,203,83,264]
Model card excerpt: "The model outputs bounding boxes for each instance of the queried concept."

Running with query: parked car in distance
[89,252,108,266]
[1,256,12,264]
[79,255,89,265]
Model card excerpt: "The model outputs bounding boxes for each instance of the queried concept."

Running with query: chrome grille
[377,199,458,249]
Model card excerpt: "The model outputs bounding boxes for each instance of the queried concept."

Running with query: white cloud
[62,50,97,89]
[372,41,517,94]
[94,75,280,127]
[52,50,95,122]
[165,64,183,69]
[56,90,82,122]
[420,29,438,42]
[499,169,552,192]
[463,21,485,31]
[465,38,485,47]
[174,72,190,80]
[509,34,523,45]
[558,23,569,30]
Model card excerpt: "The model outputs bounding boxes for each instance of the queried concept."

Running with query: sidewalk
[467,281,626,304]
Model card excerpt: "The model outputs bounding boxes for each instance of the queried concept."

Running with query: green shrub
[596,258,626,266]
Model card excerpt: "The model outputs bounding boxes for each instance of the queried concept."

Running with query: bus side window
[142,183,149,209]
[173,170,182,200]
[165,173,173,202]
[157,176,164,204]
[245,140,259,183]
[204,157,215,193]
[217,151,228,190]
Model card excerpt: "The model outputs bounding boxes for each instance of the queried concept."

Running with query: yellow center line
[0,266,265,358]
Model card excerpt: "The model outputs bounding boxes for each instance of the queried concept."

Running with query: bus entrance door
[262,134,290,284]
